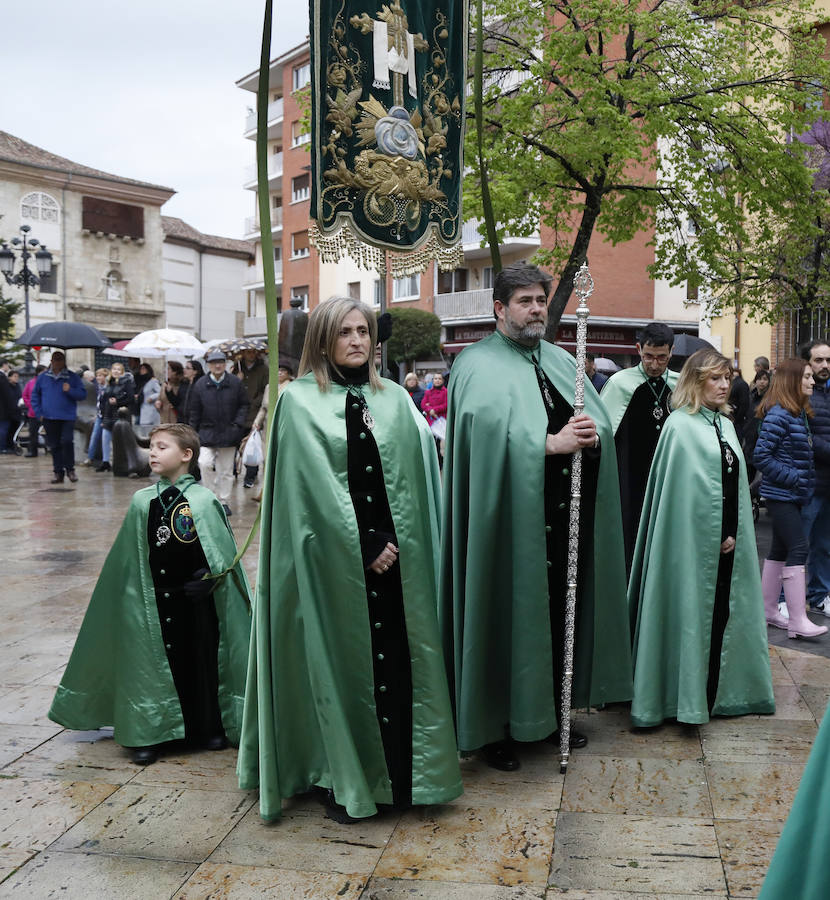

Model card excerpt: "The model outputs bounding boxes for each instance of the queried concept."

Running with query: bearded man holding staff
[438,262,632,772]
[237,297,462,824]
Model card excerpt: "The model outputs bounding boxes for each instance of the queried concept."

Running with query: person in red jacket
[421,372,448,459]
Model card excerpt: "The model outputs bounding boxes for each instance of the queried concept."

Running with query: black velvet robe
[614,379,674,574]
[147,485,223,745]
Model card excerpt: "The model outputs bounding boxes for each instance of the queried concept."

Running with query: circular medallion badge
[171,501,198,544]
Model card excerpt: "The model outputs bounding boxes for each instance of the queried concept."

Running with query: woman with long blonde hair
[629,347,774,727]
[238,297,462,825]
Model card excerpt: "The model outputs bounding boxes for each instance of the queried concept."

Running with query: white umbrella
[593,356,620,374]
[115,328,207,359]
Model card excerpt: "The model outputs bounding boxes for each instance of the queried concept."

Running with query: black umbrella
[16,322,112,349]
[672,333,713,357]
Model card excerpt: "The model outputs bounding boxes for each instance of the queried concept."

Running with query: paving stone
[700,717,817,763]
[576,708,702,760]
[549,813,726,895]
[0,848,36,886]
[459,743,564,811]
[363,879,545,898]
[174,862,367,898]
[714,817,785,898]
[51,784,255,863]
[373,805,556,887]
[0,648,74,686]
[130,745,246,792]
[0,682,65,726]
[751,683,815,721]
[3,728,137,784]
[210,797,395,874]
[545,892,718,899]
[560,757,711,818]
[0,851,195,899]
[800,684,830,723]
[0,575,95,606]
[0,777,118,853]
[705,760,806,820]
[0,722,63,768]
[780,651,830,687]
[767,651,797,686]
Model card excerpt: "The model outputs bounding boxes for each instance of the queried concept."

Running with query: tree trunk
[545,192,602,340]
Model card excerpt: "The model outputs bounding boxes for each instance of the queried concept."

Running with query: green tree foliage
[382,307,442,367]
[0,282,23,349]
[465,0,830,332]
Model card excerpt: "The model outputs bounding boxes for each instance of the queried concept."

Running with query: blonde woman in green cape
[237,297,462,824]
[629,348,774,727]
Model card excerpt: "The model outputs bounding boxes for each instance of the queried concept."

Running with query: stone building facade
[0,131,174,364]
[162,217,255,343]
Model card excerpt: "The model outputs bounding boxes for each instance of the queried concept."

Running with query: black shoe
[481,739,520,771]
[94,461,111,472]
[318,788,362,824]
[66,469,78,483]
[131,746,159,765]
[547,728,588,750]
[243,480,254,489]
[203,734,228,751]
[50,472,65,484]
[25,452,37,458]
[222,504,232,517]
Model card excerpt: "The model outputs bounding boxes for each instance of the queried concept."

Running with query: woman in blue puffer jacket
[754,357,823,639]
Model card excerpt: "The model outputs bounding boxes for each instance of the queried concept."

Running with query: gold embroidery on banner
[316,0,462,265]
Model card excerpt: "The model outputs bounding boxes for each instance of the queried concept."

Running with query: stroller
[13,417,45,456]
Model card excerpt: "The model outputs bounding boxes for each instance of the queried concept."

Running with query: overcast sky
[3,1,310,238]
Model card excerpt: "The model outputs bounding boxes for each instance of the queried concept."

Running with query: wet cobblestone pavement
[1,453,827,898]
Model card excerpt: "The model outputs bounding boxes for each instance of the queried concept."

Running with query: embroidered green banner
[309,0,466,276]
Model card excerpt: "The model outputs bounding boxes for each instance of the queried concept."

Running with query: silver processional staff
[559,261,594,774]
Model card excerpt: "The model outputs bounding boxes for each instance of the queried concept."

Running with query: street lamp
[0,224,53,376]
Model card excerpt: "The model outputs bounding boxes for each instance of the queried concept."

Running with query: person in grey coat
[188,350,248,516]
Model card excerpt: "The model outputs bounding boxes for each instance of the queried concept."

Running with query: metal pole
[21,231,31,332]
[559,261,593,775]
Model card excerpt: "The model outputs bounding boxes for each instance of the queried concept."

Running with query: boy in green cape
[49,424,251,765]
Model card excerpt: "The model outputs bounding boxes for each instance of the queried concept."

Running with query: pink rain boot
[784,565,828,639]
[762,559,788,630]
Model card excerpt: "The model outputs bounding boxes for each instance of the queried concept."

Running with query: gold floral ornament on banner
[309,0,467,277]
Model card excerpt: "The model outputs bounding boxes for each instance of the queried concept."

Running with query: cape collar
[494,329,541,361]
[328,361,370,386]
[158,473,196,492]
[637,362,670,386]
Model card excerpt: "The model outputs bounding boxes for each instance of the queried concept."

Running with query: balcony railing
[242,260,283,289]
[244,97,284,133]
[244,151,284,185]
[433,289,494,321]
[460,218,540,251]
[462,220,485,245]
[244,207,283,236]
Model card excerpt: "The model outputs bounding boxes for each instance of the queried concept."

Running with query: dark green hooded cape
[629,407,774,727]
[236,374,462,822]
[49,476,252,747]
[439,332,633,752]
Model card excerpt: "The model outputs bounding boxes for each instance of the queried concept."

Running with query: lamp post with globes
[0,224,53,377]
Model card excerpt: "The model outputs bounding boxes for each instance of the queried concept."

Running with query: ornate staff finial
[573,262,594,304]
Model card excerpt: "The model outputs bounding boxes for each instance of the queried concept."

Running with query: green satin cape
[236,374,462,822]
[600,365,679,434]
[438,332,633,751]
[629,407,775,727]
[48,476,252,747]
[760,708,830,899]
